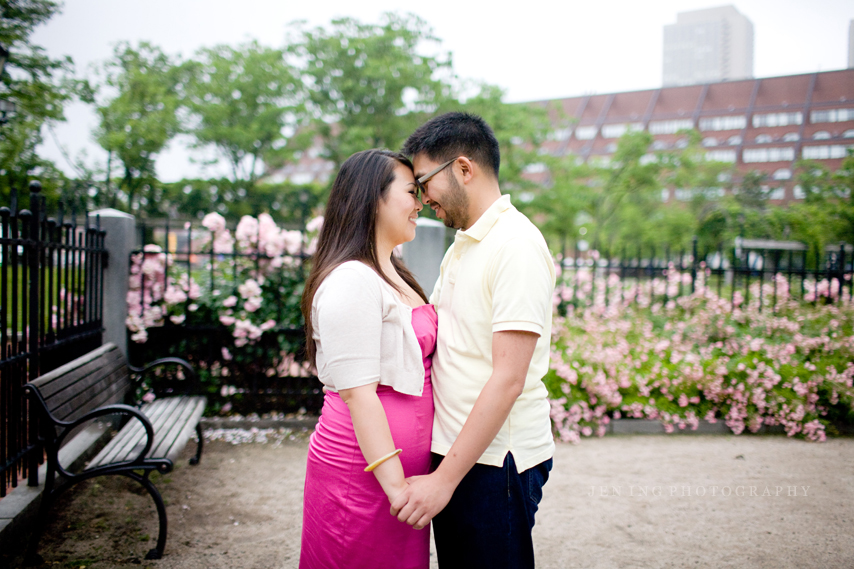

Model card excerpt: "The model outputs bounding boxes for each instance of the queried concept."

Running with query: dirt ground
[3,430,853,569]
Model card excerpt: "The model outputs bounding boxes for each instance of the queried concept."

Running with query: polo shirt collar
[458,194,513,242]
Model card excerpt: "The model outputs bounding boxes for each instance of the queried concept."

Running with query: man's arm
[389,329,538,529]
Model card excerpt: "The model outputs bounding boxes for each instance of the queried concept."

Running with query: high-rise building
[663,5,754,87]
[849,20,854,68]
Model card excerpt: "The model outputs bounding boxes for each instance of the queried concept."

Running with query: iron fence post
[27,181,42,487]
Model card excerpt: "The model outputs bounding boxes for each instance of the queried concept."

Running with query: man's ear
[458,156,475,185]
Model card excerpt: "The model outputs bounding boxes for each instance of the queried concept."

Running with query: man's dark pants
[431,452,552,569]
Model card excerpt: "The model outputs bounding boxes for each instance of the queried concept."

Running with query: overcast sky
[29,0,854,181]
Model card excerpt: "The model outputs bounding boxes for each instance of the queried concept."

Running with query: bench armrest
[54,404,157,476]
[129,357,200,397]
[23,382,158,478]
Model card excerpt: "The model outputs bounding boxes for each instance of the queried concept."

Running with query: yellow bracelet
[364,448,402,472]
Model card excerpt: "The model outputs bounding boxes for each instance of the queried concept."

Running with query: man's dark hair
[402,112,500,178]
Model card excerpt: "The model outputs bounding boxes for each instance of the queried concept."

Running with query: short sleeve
[429,243,455,305]
[314,265,382,390]
[490,238,554,335]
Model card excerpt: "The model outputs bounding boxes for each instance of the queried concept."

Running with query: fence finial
[29,181,42,194]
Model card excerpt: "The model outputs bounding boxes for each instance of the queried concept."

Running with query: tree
[183,41,303,193]
[93,42,184,215]
[289,13,452,168]
[0,0,76,202]
[523,152,591,257]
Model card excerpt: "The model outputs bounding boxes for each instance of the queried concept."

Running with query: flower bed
[547,268,854,443]
[125,213,321,412]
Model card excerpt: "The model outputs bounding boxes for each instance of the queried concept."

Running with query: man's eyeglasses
[415,156,460,195]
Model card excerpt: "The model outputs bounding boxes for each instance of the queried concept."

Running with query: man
[391,112,555,568]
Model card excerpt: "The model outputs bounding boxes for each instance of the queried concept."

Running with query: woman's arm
[339,383,406,502]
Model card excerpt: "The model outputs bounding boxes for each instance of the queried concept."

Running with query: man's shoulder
[490,207,549,250]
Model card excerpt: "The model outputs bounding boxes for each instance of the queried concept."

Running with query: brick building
[530,68,854,204]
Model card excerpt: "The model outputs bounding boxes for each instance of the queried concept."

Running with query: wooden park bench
[21,343,206,565]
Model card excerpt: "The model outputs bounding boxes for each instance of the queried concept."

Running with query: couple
[299,112,556,569]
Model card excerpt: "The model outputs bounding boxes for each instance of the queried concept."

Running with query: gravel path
[4,432,853,568]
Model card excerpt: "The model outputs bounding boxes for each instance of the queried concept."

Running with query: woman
[299,149,436,569]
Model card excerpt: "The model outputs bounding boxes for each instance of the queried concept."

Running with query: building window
[752,112,803,128]
[773,168,792,180]
[605,142,618,153]
[812,131,831,140]
[674,188,693,201]
[782,132,800,142]
[727,135,742,145]
[802,145,853,160]
[660,188,671,202]
[651,140,670,150]
[523,162,547,174]
[768,187,786,200]
[742,147,795,163]
[699,115,747,131]
[706,150,737,163]
[549,128,572,141]
[675,138,689,149]
[575,126,597,140]
[601,123,642,139]
[844,129,854,138]
[648,119,694,135]
[702,137,718,147]
[641,154,658,165]
[754,134,773,144]
[810,108,854,123]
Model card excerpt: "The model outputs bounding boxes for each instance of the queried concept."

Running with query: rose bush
[126,213,322,410]
[548,263,854,443]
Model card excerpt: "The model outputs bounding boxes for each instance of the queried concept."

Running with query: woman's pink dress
[300,304,437,569]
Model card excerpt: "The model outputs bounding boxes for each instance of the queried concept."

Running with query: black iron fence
[556,237,852,313]
[1,182,106,497]
[128,217,319,414]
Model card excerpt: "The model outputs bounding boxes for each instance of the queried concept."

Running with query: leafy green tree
[155,177,323,225]
[657,129,733,252]
[0,0,76,202]
[183,41,303,193]
[93,41,184,215]
[522,152,591,257]
[289,13,452,168]
[580,130,662,251]
[735,170,769,211]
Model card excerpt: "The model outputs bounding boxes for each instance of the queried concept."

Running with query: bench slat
[88,397,182,466]
[86,397,205,469]
[35,346,125,399]
[150,397,206,460]
[49,365,131,423]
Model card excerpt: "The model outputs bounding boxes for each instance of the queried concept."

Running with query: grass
[2,264,90,333]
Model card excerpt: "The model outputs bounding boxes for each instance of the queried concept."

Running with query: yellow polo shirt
[429,194,556,473]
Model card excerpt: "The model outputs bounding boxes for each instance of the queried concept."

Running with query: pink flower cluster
[128,214,324,351]
[127,245,203,343]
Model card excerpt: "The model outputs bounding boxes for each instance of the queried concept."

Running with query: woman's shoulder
[318,261,382,299]
[327,260,380,283]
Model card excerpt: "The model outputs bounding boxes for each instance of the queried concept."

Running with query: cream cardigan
[311,260,425,396]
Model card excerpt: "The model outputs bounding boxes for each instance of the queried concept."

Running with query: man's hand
[389,472,455,530]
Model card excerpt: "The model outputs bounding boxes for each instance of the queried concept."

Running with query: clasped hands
[389,472,455,530]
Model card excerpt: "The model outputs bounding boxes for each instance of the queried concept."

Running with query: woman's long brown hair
[301,149,429,366]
